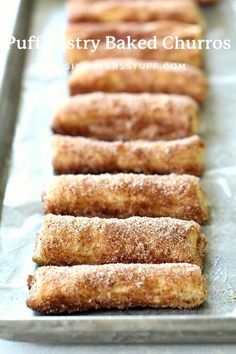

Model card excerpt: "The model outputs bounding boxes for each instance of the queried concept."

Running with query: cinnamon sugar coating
[52,135,205,176]
[69,59,208,103]
[70,0,215,6]
[27,263,207,313]
[42,173,208,223]
[66,0,202,24]
[52,93,200,141]
[66,21,203,67]
[33,214,207,267]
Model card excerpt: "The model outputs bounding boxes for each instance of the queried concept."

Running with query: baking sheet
[0,0,236,343]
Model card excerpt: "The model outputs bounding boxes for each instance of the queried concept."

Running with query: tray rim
[0,0,33,213]
[0,316,236,343]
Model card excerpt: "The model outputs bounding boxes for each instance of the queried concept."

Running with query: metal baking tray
[0,0,236,344]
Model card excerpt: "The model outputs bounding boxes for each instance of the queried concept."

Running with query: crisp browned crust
[27,263,207,313]
[52,92,200,141]
[33,214,207,267]
[52,135,205,176]
[66,0,202,24]
[42,173,208,223]
[68,58,208,103]
[66,21,203,67]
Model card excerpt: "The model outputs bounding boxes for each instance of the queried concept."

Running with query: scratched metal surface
[0,0,236,343]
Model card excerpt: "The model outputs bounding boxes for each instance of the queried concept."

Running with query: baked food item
[66,21,203,67]
[27,263,207,313]
[33,214,207,266]
[66,0,202,24]
[52,92,200,141]
[69,58,208,103]
[42,173,208,223]
[52,135,205,175]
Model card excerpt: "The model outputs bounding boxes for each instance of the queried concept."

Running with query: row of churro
[26,0,215,314]
[28,173,209,312]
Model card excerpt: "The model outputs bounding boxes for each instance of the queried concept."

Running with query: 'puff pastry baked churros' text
[66,21,203,66]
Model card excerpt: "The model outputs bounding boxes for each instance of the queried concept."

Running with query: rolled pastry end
[26,263,207,313]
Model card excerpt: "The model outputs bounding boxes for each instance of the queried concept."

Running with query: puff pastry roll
[42,173,208,223]
[66,22,203,67]
[27,263,207,313]
[66,0,202,24]
[52,135,205,176]
[52,93,200,141]
[33,214,207,267]
[69,59,208,103]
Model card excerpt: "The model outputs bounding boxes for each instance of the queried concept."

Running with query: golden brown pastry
[52,135,205,176]
[33,214,207,267]
[42,173,208,223]
[69,58,208,103]
[52,92,200,141]
[27,263,207,313]
[66,0,202,24]
[66,21,203,67]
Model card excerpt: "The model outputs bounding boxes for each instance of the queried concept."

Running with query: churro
[42,173,208,223]
[27,263,207,313]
